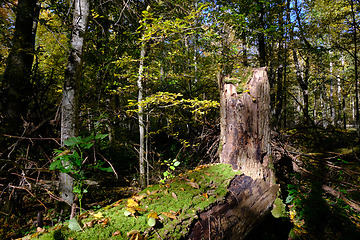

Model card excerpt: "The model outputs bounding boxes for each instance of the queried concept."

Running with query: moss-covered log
[24,164,278,240]
[188,174,279,240]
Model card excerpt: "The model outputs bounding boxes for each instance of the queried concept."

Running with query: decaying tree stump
[219,67,273,182]
[196,67,278,239]
[188,174,279,240]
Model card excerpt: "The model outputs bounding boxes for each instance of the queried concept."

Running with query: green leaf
[99,167,113,172]
[68,218,82,231]
[285,195,294,204]
[148,217,156,227]
[64,137,81,147]
[124,210,132,216]
[49,160,63,170]
[95,133,109,140]
[173,161,180,167]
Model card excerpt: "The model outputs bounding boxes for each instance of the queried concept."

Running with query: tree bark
[60,0,89,216]
[138,40,146,188]
[188,174,279,240]
[350,0,359,132]
[1,0,39,132]
[219,67,273,183]
[217,67,277,239]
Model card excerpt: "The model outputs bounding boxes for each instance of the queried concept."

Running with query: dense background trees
[1,0,360,239]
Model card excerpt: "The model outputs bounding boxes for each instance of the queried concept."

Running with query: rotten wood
[188,174,279,240]
[219,67,273,182]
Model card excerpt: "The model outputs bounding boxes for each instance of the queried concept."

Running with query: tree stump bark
[204,67,278,239]
[188,174,279,240]
[219,67,273,182]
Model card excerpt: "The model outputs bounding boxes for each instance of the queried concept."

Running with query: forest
[1,0,360,239]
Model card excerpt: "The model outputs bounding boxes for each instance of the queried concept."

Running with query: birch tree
[60,0,89,217]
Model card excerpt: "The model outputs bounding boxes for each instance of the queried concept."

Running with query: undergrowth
[29,163,237,240]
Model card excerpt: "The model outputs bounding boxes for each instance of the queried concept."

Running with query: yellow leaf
[126,207,136,214]
[127,230,144,240]
[93,212,104,219]
[127,198,139,208]
[202,193,209,199]
[134,207,146,212]
[180,187,185,191]
[148,212,159,219]
[161,212,177,220]
[57,149,71,157]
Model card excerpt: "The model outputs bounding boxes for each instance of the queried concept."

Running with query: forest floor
[1,128,360,239]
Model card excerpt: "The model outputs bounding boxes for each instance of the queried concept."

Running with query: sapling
[50,134,113,215]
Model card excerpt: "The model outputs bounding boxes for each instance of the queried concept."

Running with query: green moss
[271,197,287,218]
[224,67,253,94]
[33,164,237,240]
[224,77,239,85]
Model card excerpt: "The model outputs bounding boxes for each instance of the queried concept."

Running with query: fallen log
[188,174,279,240]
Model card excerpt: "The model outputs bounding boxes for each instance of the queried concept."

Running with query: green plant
[50,134,113,213]
[160,159,180,183]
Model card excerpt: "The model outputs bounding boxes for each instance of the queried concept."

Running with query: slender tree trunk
[350,0,359,132]
[256,0,266,67]
[60,0,89,217]
[138,40,146,188]
[1,0,39,132]
[219,68,273,183]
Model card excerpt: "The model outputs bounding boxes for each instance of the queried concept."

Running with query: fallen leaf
[126,207,136,214]
[186,181,199,189]
[68,218,82,231]
[93,212,104,219]
[172,192,178,199]
[148,217,156,227]
[148,212,159,219]
[112,231,121,236]
[161,212,177,220]
[202,192,209,199]
[100,217,109,226]
[127,198,139,208]
[36,227,45,233]
[132,194,146,201]
[127,230,144,240]
[180,187,185,191]
[134,207,147,212]
[83,219,96,228]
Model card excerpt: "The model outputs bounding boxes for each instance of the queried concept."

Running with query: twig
[2,134,61,141]
[98,153,118,179]
[9,185,47,210]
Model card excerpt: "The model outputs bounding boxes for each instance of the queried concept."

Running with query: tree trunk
[219,67,273,182]
[217,67,277,239]
[1,0,39,132]
[60,0,89,217]
[188,174,279,240]
[138,40,146,188]
[350,0,359,132]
